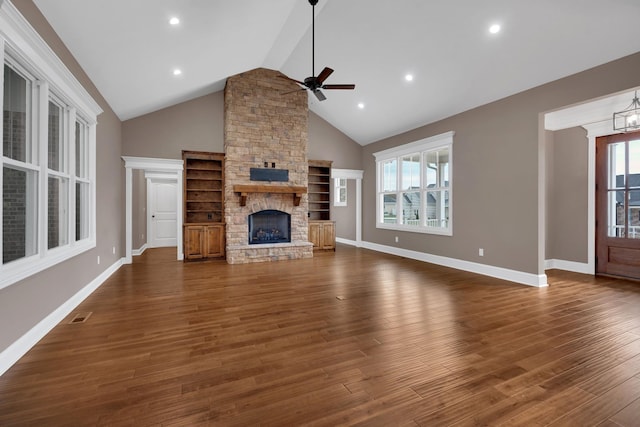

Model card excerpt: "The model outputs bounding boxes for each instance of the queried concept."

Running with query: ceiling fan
[280,0,355,101]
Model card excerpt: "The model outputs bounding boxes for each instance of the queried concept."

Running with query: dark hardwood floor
[2,245,640,426]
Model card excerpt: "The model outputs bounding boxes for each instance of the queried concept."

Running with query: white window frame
[74,118,91,242]
[46,94,71,250]
[0,1,102,290]
[373,131,454,236]
[334,177,347,206]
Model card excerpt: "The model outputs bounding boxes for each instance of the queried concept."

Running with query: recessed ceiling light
[169,17,180,25]
[357,102,365,109]
[405,74,414,82]
[173,69,182,76]
[489,24,501,34]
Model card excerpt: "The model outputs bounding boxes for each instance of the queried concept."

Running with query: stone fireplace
[224,68,314,263]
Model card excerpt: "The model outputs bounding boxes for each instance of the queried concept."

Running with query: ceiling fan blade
[322,84,355,90]
[316,67,334,85]
[277,75,306,86]
[313,89,326,101]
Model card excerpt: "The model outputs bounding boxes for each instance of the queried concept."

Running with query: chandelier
[613,90,640,132]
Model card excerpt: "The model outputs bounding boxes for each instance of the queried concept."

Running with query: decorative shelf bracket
[233,184,307,207]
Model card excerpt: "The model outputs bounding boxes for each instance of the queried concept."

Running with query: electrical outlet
[479,248,484,257]
[97,255,101,265]
[112,246,115,254]
[395,236,399,243]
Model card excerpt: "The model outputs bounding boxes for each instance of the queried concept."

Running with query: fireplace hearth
[248,210,291,245]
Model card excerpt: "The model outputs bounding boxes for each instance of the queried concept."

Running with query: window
[47,97,69,249]
[334,178,347,206]
[3,62,38,264]
[75,120,90,241]
[374,131,453,235]
[0,1,101,289]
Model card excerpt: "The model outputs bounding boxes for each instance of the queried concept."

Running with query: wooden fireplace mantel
[233,184,307,207]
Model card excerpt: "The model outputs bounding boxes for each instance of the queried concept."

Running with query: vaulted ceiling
[33,0,640,145]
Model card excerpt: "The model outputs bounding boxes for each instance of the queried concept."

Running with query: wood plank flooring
[2,245,640,425]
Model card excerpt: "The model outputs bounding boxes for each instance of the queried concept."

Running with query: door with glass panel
[596,131,640,279]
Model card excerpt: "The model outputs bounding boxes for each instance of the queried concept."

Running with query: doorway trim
[331,168,364,247]
[122,156,183,263]
[582,121,613,275]
[543,88,640,275]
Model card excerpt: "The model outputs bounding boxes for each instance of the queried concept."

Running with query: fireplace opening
[248,210,291,245]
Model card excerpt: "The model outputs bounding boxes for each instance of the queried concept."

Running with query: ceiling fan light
[282,0,355,102]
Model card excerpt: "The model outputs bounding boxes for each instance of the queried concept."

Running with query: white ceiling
[33,0,640,145]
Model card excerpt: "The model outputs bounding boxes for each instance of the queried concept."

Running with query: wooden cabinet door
[309,221,335,250]
[184,226,204,259]
[309,221,321,249]
[321,222,336,250]
[205,225,225,258]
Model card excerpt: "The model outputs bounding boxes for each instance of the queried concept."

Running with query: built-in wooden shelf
[308,160,332,221]
[233,184,307,207]
[183,150,226,261]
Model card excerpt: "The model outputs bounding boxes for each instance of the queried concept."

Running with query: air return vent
[69,312,92,324]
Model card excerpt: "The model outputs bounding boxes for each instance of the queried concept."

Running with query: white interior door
[149,179,177,247]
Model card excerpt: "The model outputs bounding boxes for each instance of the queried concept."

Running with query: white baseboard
[336,237,360,247]
[0,257,125,377]
[361,241,548,287]
[132,243,147,256]
[545,259,591,274]
[135,245,184,261]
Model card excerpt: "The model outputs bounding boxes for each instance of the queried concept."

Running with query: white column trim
[176,169,184,260]
[146,177,152,250]
[582,120,616,275]
[125,166,132,264]
[356,177,362,246]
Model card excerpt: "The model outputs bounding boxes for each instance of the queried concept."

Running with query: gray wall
[122,91,225,159]
[0,1,123,355]
[546,127,589,263]
[362,52,640,275]
[308,111,362,170]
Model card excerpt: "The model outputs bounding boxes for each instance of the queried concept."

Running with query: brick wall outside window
[2,110,28,263]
